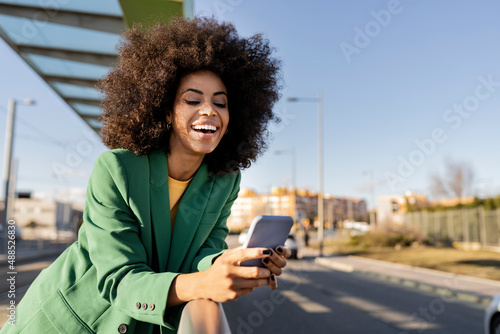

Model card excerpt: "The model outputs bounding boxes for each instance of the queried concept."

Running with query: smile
[191,124,218,134]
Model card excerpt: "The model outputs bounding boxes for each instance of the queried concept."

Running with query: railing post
[479,206,486,248]
[497,208,500,247]
[462,208,469,246]
[178,300,232,334]
[447,210,454,242]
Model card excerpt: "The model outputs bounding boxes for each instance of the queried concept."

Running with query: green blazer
[1,149,240,334]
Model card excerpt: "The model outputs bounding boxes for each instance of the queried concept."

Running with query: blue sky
[1,0,500,208]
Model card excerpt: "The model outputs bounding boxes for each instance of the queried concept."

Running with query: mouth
[191,124,218,134]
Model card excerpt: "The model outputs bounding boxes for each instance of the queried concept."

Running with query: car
[285,234,299,259]
[485,293,500,334]
[238,228,249,245]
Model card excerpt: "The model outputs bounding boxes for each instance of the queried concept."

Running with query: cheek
[223,111,230,129]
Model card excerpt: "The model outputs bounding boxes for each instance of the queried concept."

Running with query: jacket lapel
[168,163,214,272]
[148,150,172,272]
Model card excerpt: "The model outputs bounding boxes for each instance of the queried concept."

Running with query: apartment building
[227,187,368,232]
[1,195,83,240]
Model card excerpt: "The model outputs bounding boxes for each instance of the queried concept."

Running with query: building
[376,192,428,228]
[1,195,83,240]
[227,187,368,232]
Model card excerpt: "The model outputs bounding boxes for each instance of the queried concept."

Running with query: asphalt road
[223,257,484,334]
[0,235,486,333]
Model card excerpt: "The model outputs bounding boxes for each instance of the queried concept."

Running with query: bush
[349,227,425,249]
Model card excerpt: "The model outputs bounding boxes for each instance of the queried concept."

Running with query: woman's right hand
[198,247,272,302]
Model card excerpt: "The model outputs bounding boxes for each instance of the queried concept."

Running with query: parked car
[238,228,249,245]
[285,234,299,259]
[485,293,500,334]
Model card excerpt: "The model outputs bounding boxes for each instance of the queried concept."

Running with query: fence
[402,206,500,248]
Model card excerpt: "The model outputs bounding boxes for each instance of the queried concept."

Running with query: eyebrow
[182,88,227,97]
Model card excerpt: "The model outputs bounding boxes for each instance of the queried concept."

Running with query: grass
[312,233,500,281]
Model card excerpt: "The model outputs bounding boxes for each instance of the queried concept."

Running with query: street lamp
[1,98,35,253]
[287,92,324,256]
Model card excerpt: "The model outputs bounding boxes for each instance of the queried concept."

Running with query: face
[167,70,229,158]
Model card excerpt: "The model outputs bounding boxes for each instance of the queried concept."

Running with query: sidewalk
[303,246,500,307]
[294,230,500,307]
[0,239,71,266]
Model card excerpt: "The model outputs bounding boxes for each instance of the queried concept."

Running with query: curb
[314,257,493,307]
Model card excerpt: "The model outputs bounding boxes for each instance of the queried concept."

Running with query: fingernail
[262,249,272,255]
[270,274,275,281]
[263,257,269,264]
[276,246,283,253]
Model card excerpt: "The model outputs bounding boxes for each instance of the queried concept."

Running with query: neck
[167,151,204,181]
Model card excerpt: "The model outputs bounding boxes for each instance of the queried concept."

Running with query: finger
[275,245,292,259]
[232,264,271,279]
[268,274,278,290]
[233,278,270,289]
[262,256,282,276]
[220,247,273,265]
[267,249,287,269]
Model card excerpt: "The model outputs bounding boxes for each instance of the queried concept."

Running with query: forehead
[178,70,227,92]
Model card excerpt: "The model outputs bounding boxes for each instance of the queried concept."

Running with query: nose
[199,103,216,117]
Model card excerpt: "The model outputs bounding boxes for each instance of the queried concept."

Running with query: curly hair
[98,16,281,174]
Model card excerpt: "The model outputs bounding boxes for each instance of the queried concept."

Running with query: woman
[1,17,286,333]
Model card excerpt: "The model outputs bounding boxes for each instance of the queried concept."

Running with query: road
[224,234,484,334]
[223,257,484,333]
[0,235,485,333]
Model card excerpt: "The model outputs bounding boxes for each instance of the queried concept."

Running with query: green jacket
[1,149,240,334]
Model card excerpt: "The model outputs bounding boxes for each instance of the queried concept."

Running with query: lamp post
[287,92,324,256]
[1,98,35,254]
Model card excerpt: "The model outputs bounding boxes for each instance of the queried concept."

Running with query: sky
[1,0,500,208]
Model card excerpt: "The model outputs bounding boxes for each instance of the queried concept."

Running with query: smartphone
[240,215,293,267]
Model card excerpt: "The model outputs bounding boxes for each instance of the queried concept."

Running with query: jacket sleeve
[191,172,241,272]
[84,151,181,329]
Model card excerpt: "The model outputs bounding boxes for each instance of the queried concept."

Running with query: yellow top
[168,176,192,232]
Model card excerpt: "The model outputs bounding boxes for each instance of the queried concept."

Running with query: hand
[261,245,291,290]
[199,247,273,302]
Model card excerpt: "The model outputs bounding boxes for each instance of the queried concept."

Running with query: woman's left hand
[261,245,291,290]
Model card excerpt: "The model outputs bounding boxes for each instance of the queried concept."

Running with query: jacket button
[118,323,128,333]
[136,302,141,309]
[149,303,155,311]
[142,303,148,310]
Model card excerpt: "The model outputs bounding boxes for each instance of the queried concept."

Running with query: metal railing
[178,300,232,334]
[402,206,500,248]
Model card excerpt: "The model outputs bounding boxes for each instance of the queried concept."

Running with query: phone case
[240,215,293,267]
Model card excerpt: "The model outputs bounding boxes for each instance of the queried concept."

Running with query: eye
[184,99,200,105]
[213,102,227,108]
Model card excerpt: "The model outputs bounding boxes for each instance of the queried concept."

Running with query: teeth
[192,124,217,131]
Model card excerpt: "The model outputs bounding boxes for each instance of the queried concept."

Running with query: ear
[165,110,172,124]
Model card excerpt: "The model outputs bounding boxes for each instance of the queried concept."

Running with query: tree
[431,158,475,201]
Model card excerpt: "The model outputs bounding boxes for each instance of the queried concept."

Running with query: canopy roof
[0,0,193,131]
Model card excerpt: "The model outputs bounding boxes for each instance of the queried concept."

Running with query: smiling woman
[0,17,287,334]
[99,16,282,175]
[167,70,230,180]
